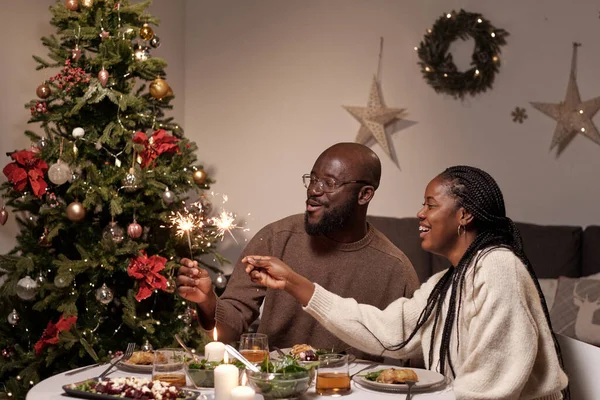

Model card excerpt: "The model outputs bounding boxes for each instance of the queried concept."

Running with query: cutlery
[97,342,135,380]
[65,362,105,376]
[404,380,416,400]
[174,334,199,361]
[224,344,260,372]
[271,346,287,358]
[350,362,378,379]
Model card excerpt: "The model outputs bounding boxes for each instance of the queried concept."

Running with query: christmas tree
[0,1,232,398]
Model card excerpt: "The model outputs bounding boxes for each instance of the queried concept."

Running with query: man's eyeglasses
[302,174,371,193]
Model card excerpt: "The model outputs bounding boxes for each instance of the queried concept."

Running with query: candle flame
[213,327,218,341]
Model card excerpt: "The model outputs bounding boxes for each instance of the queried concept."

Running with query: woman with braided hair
[243,166,569,399]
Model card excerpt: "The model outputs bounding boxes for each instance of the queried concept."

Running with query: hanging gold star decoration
[343,75,405,160]
[530,43,600,155]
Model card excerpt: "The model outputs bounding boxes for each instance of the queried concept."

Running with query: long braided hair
[384,166,569,398]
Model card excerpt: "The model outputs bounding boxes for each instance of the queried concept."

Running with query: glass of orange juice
[316,354,351,396]
[238,333,269,364]
[152,349,187,387]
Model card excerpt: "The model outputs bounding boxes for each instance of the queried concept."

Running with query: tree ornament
[81,0,93,7]
[36,84,51,99]
[182,307,194,324]
[39,227,52,247]
[16,276,38,300]
[98,68,109,87]
[214,272,227,289]
[133,45,150,62]
[99,30,110,40]
[192,169,207,185]
[7,309,19,326]
[149,36,161,48]
[38,137,47,149]
[149,78,169,99]
[139,23,154,41]
[71,44,82,61]
[0,208,8,226]
[48,160,72,185]
[72,127,85,138]
[65,0,79,11]
[36,272,46,285]
[102,222,125,244]
[161,188,175,204]
[141,340,153,352]
[417,9,508,99]
[511,107,528,123]
[122,168,142,192]
[127,221,143,239]
[164,277,176,293]
[66,201,86,222]
[95,283,114,305]
[54,275,71,288]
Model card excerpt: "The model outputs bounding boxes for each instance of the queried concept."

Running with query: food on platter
[65,377,194,399]
[289,344,319,361]
[364,368,419,384]
[124,351,166,365]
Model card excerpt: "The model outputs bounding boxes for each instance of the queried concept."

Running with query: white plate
[270,347,356,363]
[116,361,153,373]
[353,366,445,392]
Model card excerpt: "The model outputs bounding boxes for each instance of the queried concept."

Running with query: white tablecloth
[27,362,455,400]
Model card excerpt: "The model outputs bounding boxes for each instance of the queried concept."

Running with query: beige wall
[2,1,600,271]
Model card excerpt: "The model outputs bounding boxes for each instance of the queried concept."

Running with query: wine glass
[238,333,269,364]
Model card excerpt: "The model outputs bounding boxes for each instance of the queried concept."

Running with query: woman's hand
[243,255,292,290]
[243,255,315,306]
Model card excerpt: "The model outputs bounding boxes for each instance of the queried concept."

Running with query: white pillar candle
[214,353,239,400]
[231,385,255,400]
[205,327,226,362]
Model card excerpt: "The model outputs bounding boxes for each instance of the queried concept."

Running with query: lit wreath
[416,9,509,99]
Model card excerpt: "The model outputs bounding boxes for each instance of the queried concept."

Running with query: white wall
[2,1,600,271]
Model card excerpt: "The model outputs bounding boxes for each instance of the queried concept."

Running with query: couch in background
[368,216,600,346]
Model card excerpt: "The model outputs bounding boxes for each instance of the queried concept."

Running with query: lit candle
[214,353,239,400]
[205,327,226,362]
[231,373,255,400]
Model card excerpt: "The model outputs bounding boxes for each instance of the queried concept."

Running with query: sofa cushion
[368,216,432,283]
[515,222,582,278]
[550,276,600,346]
[582,226,600,277]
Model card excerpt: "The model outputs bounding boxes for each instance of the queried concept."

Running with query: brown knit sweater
[213,214,419,361]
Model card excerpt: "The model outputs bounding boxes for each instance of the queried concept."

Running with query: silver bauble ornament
[149,36,161,48]
[102,222,125,244]
[214,272,227,289]
[36,272,46,285]
[38,137,47,149]
[7,309,19,326]
[141,340,153,352]
[16,276,38,300]
[72,44,82,61]
[81,0,93,7]
[48,160,72,185]
[95,283,114,305]
[161,188,175,204]
[127,221,142,239]
[54,275,72,288]
[133,45,150,62]
[72,127,85,138]
[66,201,86,222]
[122,169,141,192]
[182,307,194,324]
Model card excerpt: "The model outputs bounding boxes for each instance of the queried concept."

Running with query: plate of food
[116,351,163,373]
[63,377,200,400]
[352,366,446,393]
[270,344,356,363]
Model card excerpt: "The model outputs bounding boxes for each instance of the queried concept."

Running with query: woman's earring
[457,224,465,237]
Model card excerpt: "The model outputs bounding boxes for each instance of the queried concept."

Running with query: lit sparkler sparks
[169,202,204,258]
[211,210,239,243]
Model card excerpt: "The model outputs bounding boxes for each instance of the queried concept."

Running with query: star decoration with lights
[530,43,600,155]
[343,76,405,159]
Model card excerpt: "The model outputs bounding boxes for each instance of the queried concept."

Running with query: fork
[350,362,378,379]
[97,343,135,380]
[404,380,416,400]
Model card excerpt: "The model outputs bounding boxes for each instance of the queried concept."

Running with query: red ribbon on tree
[127,251,168,301]
[34,315,77,356]
[2,149,49,198]
[132,129,180,168]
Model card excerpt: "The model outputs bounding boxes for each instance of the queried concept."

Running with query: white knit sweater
[304,248,568,400]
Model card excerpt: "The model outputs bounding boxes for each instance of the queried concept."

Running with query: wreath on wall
[416,9,509,100]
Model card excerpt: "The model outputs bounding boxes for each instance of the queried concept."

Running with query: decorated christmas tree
[0,1,232,398]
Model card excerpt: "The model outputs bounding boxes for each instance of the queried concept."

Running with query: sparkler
[169,202,204,259]
[211,210,239,243]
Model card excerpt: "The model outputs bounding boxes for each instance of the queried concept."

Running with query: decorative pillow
[538,279,558,310]
[550,277,600,346]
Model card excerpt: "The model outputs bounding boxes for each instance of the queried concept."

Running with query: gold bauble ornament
[139,23,154,41]
[66,201,86,222]
[192,169,207,184]
[149,78,169,99]
[166,87,174,97]
[65,0,79,11]
[81,0,93,7]
[36,84,51,99]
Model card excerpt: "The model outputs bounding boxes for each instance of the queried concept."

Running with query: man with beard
[176,143,418,360]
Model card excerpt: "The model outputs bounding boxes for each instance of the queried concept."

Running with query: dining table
[27,361,456,400]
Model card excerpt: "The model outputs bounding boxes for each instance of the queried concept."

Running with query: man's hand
[243,255,293,290]
[176,258,215,304]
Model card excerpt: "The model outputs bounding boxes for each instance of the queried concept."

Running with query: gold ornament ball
[66,201,86,222]
[81,0,93,7]
[65,0,79,11]
[139,23,154,41]
[36,84,51,99]
[149,78,169,99]
[192,169,207,184]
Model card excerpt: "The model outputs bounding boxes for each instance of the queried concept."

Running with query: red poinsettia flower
[127,251,168,301]
[34,315,77,356]
[132,129,180,168]
[3,150,49,198]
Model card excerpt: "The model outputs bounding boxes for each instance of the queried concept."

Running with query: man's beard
[304,193,358,236]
